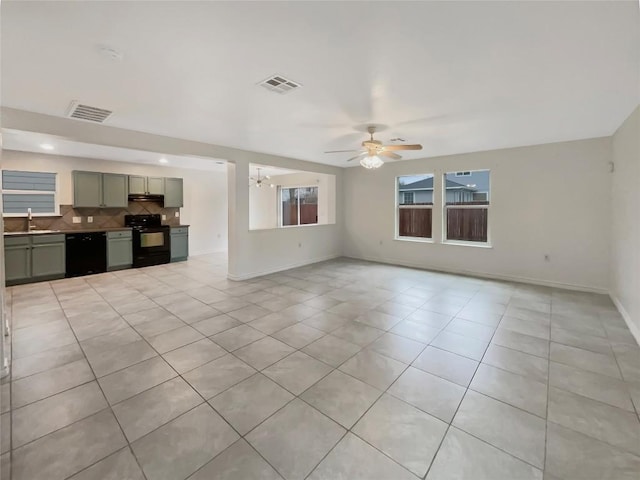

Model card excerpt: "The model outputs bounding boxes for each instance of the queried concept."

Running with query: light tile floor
[2,254,640,479]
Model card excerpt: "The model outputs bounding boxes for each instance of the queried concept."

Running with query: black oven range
[124,214,171,267]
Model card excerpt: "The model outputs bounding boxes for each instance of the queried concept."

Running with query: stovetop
[124,214,164,228]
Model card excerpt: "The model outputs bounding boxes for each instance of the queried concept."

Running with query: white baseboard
[344,254,610,294]
[610,294,640,345]
[227,254,341,281]
[190,248,227,257]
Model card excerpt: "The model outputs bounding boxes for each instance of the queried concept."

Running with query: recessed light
[159,158,168,164]
[40,143,54,151]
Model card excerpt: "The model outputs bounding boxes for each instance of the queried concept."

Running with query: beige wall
[249,171,336,230]
[610,105,640,339]
[343,137,612,292]
[1,108,344,279]
[0,150,228,255]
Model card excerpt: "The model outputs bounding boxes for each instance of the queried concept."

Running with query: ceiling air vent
[258,75,301,94]
[67,101,113,123]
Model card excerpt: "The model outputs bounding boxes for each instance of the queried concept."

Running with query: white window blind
[2,170,58,215]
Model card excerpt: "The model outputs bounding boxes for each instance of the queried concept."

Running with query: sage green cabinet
[128,176,164,195]
[107,231,132,270]
[102,174,128,208]
[170,226,189,262]
[4,237,31,284]
[31,236,66,278]
[164,177,184,208]
[73,171,102,207]
[73,171,128,208]
[74,170,183,208]
[4,234,65,285]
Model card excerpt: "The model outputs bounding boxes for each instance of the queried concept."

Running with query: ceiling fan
[249,167,274,188]
[325,125,422,169]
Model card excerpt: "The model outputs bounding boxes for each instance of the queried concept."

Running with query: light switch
[72,216,81,224]
[162,214,167,221]
[87,216,93,223]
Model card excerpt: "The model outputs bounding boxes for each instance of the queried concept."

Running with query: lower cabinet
[4,234,66,286]
[170,226,189,262]
[107,230,133,271]
[4,238,31,284]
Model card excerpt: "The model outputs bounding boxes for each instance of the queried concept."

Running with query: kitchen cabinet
[73,171,128,208]
[107,230,132,270]
[31,234,66,278]
[170,226,189,262]
[73,171,102,207]
[4,234,65,285]
[4,237,31,284]
[129,175,164,195]
[102,173,129,208]
[164,177,184,208]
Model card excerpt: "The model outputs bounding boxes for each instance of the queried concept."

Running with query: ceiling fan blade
[379,151,402,160]
[346,152,368,162]
[325,149,361,154]
[382,144,423,151]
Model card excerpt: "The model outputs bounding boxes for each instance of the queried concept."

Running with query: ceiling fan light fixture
[360,155,384,169]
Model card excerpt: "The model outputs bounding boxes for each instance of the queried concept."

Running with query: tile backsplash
[3,202,181,232]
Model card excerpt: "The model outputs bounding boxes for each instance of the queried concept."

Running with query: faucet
[27,208,36,231]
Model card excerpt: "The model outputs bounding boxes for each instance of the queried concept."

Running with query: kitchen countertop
[4,227,133,236]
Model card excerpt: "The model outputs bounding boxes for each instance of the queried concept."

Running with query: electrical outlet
[87,216,93,223]
[162,214,166,221]
[72,216,81,224]
[174,212,180,217]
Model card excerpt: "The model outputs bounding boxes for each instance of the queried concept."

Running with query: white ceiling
[1,1,638,167]
[2,129,228,172]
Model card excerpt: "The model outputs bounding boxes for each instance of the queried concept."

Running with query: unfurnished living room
[0,1,638,479]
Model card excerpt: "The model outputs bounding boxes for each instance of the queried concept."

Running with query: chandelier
[249,167,275,188]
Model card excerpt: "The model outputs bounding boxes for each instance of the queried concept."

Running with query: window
[402,192,414,205]
[2,170,58,216]
[444,169,490,243]
[280,186,318,226]
[397,174,433,239]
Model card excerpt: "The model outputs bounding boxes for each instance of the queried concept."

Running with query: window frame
[1,170,60,217]
[442,169,491,247]
[402,192,415,205]
[278,184,319,228]
[395,174,434,243]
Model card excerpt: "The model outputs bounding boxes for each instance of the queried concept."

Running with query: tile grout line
[422,296,549,478]
[6,260,639,479]
[85,270,316,480]
[542,295,553,475]
[56,278,152,480]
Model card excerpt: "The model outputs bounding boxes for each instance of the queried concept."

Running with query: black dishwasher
[65,232,107,277]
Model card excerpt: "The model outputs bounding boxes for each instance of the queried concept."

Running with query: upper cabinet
[129,175,164,195]
[102,174,129,208]
[73,171,102,207]
[73,170,182,208]
[73,171,128,208]
[164,177,184,208]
